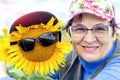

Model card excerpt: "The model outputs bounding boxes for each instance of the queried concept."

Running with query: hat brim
[69,8,112,22]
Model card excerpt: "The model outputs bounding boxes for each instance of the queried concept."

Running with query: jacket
[58,39,120,80]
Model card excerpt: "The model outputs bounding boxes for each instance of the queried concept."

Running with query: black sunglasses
[17,32,59,51]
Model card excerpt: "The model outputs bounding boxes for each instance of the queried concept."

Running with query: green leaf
[19,76,27,80]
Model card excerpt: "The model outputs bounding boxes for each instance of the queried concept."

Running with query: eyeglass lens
[18,39,35,51]
[70,24,110,38]
[38,33,56,47]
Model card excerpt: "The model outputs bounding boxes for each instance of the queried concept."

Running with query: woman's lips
[83,46,99,53]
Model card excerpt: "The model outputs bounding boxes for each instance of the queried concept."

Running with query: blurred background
[0,0,120,79]
[0,0,120,35]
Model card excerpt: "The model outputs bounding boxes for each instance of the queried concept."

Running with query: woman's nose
[83,30,97,43]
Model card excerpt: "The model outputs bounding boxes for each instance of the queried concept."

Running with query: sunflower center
[22,42,55,62]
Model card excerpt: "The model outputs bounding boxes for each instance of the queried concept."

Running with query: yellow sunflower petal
[21,60,30,73]
[7,45,19,53]
[53,52,64,63]
[9,53,22,64]
[47,17,54,27]
[52,20,62,31]
[15,58,25,69]
[39,62,45,75]
[26,61,35,75]
[48,60,55,74]
[16,25,29,33]
[9,32,22,41]
[34,62,40,73]
[18,58,28,70]
[44,61,49,75]
[7,52,17,59]
[28,61,35,75]
[49,57,59,70]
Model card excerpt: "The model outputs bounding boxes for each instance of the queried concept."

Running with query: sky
[0,0,120,35]
[0,0,70,35]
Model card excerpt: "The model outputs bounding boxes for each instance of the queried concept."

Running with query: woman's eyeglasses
[17,32,59,51]
[70,23,111,38]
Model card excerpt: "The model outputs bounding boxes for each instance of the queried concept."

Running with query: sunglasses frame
[10,31,60,51]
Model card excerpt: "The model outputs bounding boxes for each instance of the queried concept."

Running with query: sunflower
[0,17,71,76]
[0,28,9,61]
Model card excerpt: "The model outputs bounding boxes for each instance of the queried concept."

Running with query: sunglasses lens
[38,33,56,47]
[18,39,35,51]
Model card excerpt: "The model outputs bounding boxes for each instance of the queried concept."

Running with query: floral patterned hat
[69,0,115,21]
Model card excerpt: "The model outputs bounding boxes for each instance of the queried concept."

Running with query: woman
[51,0,120,80]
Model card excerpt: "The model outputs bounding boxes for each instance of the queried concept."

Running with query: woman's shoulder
[93,57,120,80]
[106,56,120,67]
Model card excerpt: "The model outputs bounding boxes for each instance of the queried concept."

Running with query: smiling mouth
[82,46,99,53]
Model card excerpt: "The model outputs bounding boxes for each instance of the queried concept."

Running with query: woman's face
[70,13,117,62]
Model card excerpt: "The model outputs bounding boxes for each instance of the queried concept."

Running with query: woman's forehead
[72,13,109,27]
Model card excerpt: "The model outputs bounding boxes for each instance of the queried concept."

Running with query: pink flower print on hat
[69,0,115,21]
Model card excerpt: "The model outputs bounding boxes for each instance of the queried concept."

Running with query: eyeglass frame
[69,23,112,38]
